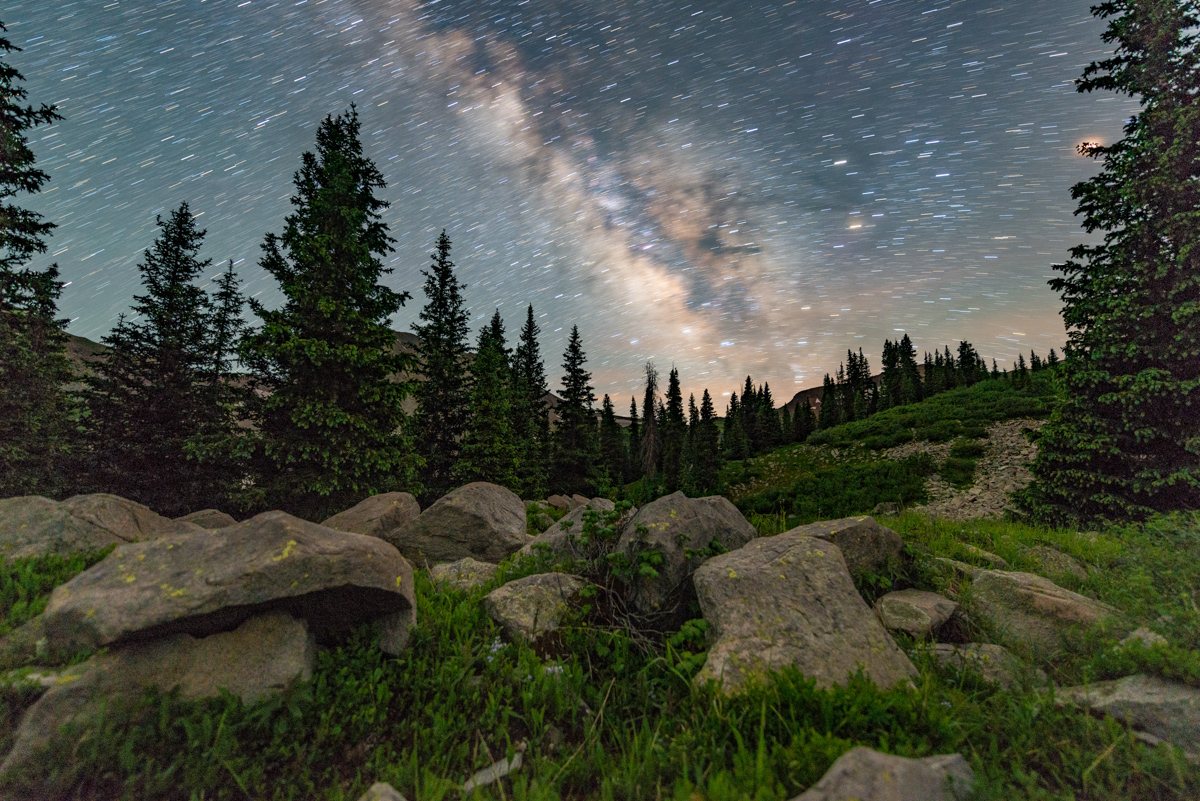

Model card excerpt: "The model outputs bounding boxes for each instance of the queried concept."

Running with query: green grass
[6,545,1199,801]
[808,373,1057,451]
[0,547,115,638]
[7,369,1200,799]
[734,453,936,524]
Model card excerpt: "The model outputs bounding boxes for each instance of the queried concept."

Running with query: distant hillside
[63,329,567,419]
[783,365,927,418]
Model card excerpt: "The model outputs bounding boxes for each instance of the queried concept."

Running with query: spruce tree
[0,24,75,497]
[740,376,759,450]
[454,325,518,490]
[1026,0,1199,523]
[240,108,416,518]
[722,393,750,461]
[957,341,983,386]
[794,398,816,442]
[662,367,686,493]
[817,374,839,430]
[598,394,626,491]
[184,259,251,504]
[779,402,794,445]
[411,230,471,501]
[1046,348,1060,369]
[878,339,901,412]
[551,326,596,496]
[512,305,549,499]
[898,334,924,404]
[626,397,641,484]
[639,362,662,478]
[84,204,242,515]
[692,389,722,494]
[756,382,782,449]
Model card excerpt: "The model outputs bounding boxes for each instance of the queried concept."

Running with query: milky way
[10,0,1136,402]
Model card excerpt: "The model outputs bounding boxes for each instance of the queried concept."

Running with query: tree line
[3,0,1197,526]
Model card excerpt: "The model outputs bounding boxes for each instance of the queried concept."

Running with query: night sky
[11,0,1136,402]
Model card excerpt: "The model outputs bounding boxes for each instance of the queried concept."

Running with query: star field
[10,0,1137,400]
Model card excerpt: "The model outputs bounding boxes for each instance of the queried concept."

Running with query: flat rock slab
[958,543,1007,569]
[1119,627,1168,649]
[791,747,974,801]
[0,494,201,560]
[619,492,756,621]
[1023,545,1087,582]
[1059,674,1200,758]
[483,573,586,642]
[1,613,314,777]
[430,557,499,592]
[876,590,961,639]
[784,517,902,580]
[970,569,1119,654]
[321,492,420,539]
[175,509,238,529]
[520,497,617,557]
[386,482,529,565]
[693,532,917,693]
[41,510,415,655]
[358,783,408,801]
[61,493,203,542]
[930,643,1045,689]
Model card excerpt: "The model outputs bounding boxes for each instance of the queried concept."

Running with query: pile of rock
[884,418,1045,521]
[0,492,209,560]
[0,507,417,776]
[5,478,1196,793]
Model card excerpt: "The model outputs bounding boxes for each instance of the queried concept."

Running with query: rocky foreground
[0,484,1195,799]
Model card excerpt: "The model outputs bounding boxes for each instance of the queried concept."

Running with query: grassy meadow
[3,373,1199,800]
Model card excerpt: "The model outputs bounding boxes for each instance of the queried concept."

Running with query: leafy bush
[939,457,977,488]
[949,438,987,459]
[736,454,935,523]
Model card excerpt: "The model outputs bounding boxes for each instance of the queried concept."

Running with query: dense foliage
[412,231,472,503]
[83,205,245,517]
[0,23,74,498]
[1025,0,1200,524]
[240,108,418,519]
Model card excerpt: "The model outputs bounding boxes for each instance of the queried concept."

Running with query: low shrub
[737,453,936,524]
[939,456,977,488]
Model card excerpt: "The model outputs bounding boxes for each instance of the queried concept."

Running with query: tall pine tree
[240,108,417,518]
[85,203,242,516]
[662,367,686,493]
[692,389,722,494]
[511,305,550,498]
[411,230,471,502]
[551,325,596,496]
[454,322,518,490]
[639,362,662,478]
[0,23,75,497]
[598,394,626,492]
[1025,0,1200,523]
[626,396,641,484]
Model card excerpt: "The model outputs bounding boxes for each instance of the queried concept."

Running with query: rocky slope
[884,418,1045,521]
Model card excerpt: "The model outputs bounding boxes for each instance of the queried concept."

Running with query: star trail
[10,0,1136,399]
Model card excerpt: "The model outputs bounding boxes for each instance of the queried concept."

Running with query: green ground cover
[807,373,1056,451]
[3,511,1199,800]
[4,371,1198,800]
